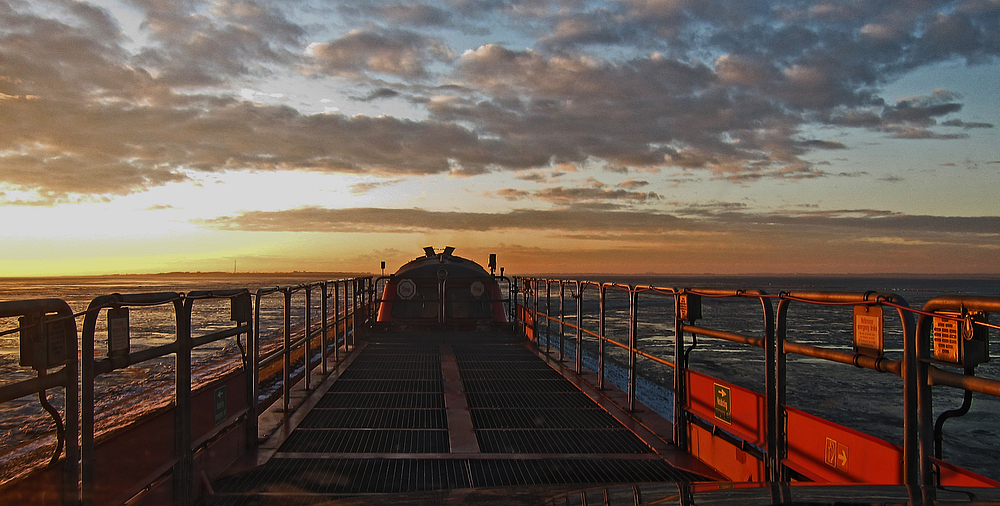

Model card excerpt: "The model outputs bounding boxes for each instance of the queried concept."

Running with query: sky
[0,0,998,277]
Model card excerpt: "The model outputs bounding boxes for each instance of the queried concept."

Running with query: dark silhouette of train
[375,247,509,330]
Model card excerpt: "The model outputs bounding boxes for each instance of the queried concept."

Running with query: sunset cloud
[0,0,997,275]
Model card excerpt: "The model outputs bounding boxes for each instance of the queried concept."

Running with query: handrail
[0,276,374,505]
[0,299,79,504]
[512,276,1000,494]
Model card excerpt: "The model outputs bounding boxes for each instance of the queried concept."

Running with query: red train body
[375,247,508,329]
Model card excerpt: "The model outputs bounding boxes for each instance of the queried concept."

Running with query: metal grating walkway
[207,330,706,503]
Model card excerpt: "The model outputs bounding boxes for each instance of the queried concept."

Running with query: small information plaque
[214,385,227,425]
[714,383,732,425]
[853,305,883,357]
[932,315,961,364]
[108,307,130,358]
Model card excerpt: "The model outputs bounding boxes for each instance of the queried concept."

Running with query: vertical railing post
[532,279,539,345]
[250,290,261,452]
[559,282,566,361]
[673,291,686,447]
[546,281,552,353]
[65,321,79,506]
[173,298,193,506]
[321,283,329,374]
[334,281,341,360]
[914,313,932,490]
[628,288,638,412]
[576,282,583,374]
[351,279,357,348]
[766,293,782,482]
[282,288,291,412]
[304,286,312,390]
[81,303,99,506]
[598,284,607,390]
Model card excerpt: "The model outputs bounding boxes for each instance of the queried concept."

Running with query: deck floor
[207,330,703,503]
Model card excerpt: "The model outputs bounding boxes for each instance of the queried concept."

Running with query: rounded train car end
[375,247,510,331]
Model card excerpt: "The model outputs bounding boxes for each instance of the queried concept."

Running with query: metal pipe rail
[0,276,375,505]
[0,299,79,505]
[513,276,1000,492]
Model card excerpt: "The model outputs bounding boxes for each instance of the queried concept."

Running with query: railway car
[375,246,509,329]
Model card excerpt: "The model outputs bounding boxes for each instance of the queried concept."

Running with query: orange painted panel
[685,370,766,447]
[784,406,902,484]
[933,458,1000,487]
[688,420,764,482]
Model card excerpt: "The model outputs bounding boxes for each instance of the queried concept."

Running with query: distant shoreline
[0,271,375,281]
[3,272,998,281]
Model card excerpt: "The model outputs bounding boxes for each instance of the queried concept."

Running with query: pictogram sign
[825,437,849,472]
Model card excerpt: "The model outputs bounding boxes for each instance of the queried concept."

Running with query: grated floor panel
[470,408,622,429]
[477,429,653,454]
[279,429,450,453]
[462,378,581,393]
[211,330,706,502]
[465,391,597,409]
[300,408,447,429]
[315,392,444,409]
[337,368,442,380]
[328,379,443,392]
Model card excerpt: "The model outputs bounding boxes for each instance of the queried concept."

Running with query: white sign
[470,281,485,298]
[396,279,416,300]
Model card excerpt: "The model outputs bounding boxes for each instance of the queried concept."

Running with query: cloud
[1,0,998,204]
[195,205,1000,274]
[306,28,453,79]
[339,3,454,27]
[129,0,305,86]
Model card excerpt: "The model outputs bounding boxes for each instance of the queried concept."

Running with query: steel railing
[513,276,1000,495]
[0,276,375,505]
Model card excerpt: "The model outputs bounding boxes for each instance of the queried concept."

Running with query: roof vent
[423,246,436,257]
[443,246,455,256]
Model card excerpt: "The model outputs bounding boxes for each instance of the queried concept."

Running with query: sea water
[1,274,999,485]
[0,273,357,486]
[529,274,1000,480]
